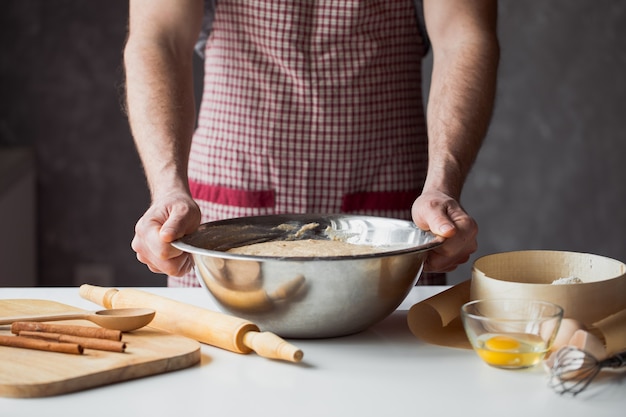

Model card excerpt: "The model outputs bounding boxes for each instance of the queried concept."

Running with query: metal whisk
[548,346,626,396]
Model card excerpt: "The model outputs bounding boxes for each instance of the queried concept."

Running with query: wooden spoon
[0,308,155,332]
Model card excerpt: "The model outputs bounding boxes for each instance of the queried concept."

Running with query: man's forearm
[123,0,203,200]
[124,41,197,199]
[424,38,499,199]
[423,0,499,200]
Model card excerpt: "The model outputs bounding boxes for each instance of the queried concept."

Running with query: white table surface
[1,286,624,417]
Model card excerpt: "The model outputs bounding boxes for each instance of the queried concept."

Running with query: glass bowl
[461,299,564,369]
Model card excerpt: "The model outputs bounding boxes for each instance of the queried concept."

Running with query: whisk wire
[548,346,626,396]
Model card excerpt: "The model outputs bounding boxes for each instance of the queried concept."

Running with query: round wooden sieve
[470,250,626,325]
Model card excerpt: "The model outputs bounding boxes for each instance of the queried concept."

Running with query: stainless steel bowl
[172,214,444,338]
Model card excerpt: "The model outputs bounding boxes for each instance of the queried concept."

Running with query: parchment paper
[407,280,471,349]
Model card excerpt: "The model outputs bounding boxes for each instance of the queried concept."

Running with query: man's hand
[131,192,201,276]
[412,190,478,272]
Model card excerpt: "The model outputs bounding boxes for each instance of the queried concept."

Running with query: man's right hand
[131,192,201,277]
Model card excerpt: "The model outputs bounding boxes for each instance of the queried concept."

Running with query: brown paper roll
[593,308,626,356]
[407,280,472,349]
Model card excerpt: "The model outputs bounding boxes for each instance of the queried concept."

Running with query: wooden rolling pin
[78,285,303,363]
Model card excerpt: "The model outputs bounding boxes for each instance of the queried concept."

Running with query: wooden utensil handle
[0,312,83,325]
[243,331,303,362]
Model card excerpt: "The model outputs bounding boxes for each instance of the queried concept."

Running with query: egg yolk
[485,335,521,351]
[475,334,547,368]
[477,335,526,367]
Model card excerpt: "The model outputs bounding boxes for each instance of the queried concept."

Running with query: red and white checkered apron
[173,0,433,287]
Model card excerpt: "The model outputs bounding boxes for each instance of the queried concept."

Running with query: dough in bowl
[227,239,382,257]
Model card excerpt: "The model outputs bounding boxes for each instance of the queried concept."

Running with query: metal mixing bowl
[172,214,444,338]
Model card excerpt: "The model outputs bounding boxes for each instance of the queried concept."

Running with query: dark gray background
[1,1,625,287]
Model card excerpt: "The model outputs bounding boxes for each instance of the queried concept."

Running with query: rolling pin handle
[79,284,118,309]
[242,331,303,363]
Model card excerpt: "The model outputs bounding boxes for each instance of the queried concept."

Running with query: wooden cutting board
[0,299,201,398]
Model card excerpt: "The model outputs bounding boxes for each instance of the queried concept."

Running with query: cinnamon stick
[0,334,83,355]
[18,331,126,353]
[10,322,122,341]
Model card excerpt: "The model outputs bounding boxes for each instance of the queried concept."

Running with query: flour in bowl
[551,276,583,285]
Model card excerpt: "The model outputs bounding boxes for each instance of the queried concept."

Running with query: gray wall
[449,0,626,284]
[1,1,160,286]
[1,1,624,287]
